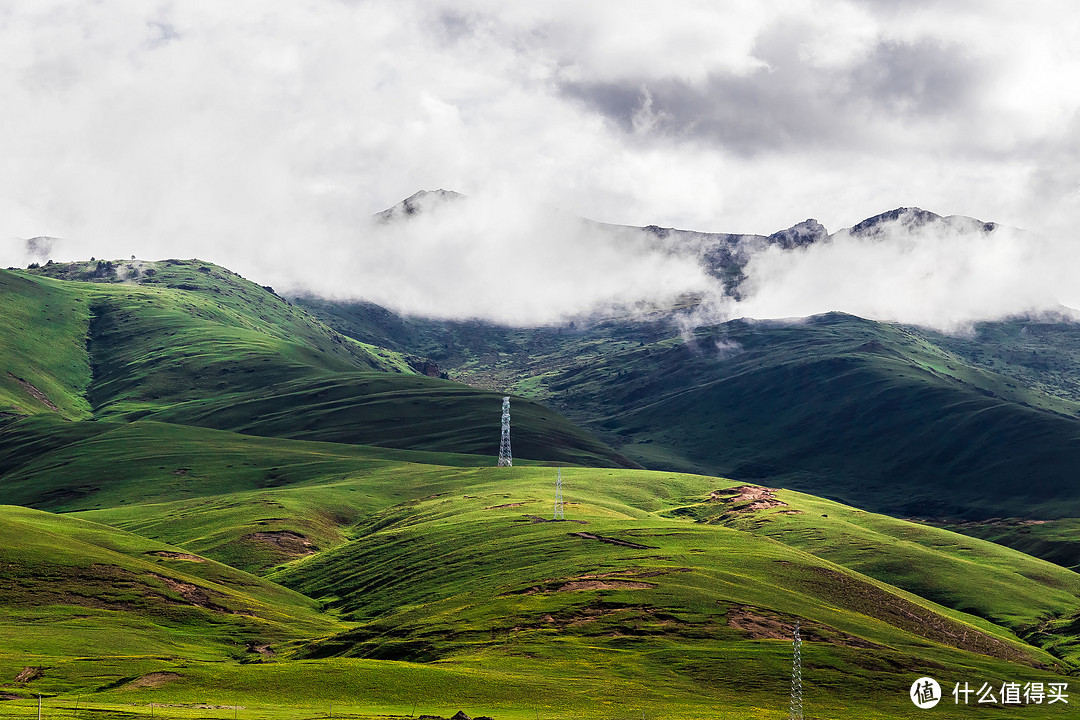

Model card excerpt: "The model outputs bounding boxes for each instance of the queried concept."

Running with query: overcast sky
[3,1,1079,326]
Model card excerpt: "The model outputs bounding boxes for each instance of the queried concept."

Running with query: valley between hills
[2,240,1080,718]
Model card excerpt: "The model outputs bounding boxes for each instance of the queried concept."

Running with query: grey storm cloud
[559,34,982,155]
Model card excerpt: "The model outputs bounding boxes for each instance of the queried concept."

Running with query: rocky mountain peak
[767,218,828,249]
[374,189,466,223]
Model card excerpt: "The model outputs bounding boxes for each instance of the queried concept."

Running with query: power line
[498,396,512,467]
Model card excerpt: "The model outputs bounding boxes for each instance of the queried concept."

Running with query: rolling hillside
[3,253,1080,717]
[1,422,1077,717]
[299,297,1080,570]
[0,263,633,467]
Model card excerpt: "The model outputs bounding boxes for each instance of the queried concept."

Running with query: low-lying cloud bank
[705,212,1076,334]
[6,194,1077,334]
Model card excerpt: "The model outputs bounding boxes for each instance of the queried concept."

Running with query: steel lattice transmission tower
[789,621,803,720]
[553,468,564,519]
[497,396,512,467]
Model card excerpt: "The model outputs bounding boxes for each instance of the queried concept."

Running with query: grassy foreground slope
[0,505,341,697]
[0,416,1075,717]
[71,460,1080,718]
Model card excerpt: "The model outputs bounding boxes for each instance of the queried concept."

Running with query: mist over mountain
[315,190,1067,333]
[6,190,1073,332]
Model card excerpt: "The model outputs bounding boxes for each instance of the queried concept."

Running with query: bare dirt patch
[507,568,685,596]
[725,605,880,648]
[552,580,656,592]
[246,530,316,558]
[519,514,588,525]
[710,485,788,511]
[146,551,205,562]
[13,667,43,684]
[485,502,525,509]
[0,692,21,701]
[123,672,182,689]
[794,566,1038,664]
[150,574,247,615]
[246,642,276,657]
[569,532,657,549]
[6,372,58,412]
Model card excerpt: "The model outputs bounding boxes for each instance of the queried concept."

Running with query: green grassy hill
[3,259,1080,717]
[0,429,1075,717]
[0,263,632,467]
[0,271,93,419]
[306,301,1080,522]
[2,436,1080,716]
[574,313,1080,520]
[0,504,341,699]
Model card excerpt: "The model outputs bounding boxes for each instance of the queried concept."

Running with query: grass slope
[1,418,1076,716]
[302,299,1080,524]
[71,462,1080,717]
[0,505,340,698]
[0,271,93,419]
[148,373,639,467]
[1,265,631,467]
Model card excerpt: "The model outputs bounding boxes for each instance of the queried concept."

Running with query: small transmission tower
[497,396,512,467]
[789,621,803,720]
[553,467,564,520]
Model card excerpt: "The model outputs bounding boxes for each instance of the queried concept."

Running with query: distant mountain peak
[849,207,942,237]
[374,189,466,223]
[846,207,1000,238]
[24,236,61,261]
[768,218,828,249]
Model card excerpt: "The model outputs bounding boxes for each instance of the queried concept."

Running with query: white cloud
[724,215,1069,333]
[1,1,1079,326]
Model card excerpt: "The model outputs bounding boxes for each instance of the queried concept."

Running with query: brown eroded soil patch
[0,692,21,701]
[507,567,688,596]
[569,532,657,549]
[123,672,182,689]
[246,530,316,558]
[519,514,588,525]
[725,605,880,648]
[146,551,205,562]
[13,667,43,684]
[710,485,788,511]
[7,372,58,412]
[793,565,1038,665]
[151,574,248,615]
[485,502,525,509]
[246,642,276,657]
[556,580,657,592]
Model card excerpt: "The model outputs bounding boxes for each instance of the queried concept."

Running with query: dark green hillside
[918,316,1080,405]
[550,313,1080,519]
[148,372,638,467]
[294,294,677,390]
[310,300,1080,523]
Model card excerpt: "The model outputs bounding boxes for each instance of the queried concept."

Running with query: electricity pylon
[789,621,803,720]
[554,467,564,519]
[498,396,512,467]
